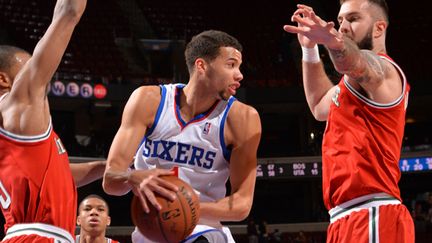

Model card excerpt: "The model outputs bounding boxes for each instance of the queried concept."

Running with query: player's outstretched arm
[200,102,262,221]
[10,0,86,103]
[2,0,87,136]
[69,160,106,187]
[283,4,336,121]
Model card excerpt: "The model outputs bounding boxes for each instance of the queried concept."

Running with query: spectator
[247,218,259,243]
[76,194,120,243]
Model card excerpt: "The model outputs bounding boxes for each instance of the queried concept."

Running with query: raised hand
[283,4,343,50]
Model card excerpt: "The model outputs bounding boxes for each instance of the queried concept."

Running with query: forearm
[302,61,334,120]
[102,168,132,196]
[200,193,252,222]
[327,37,366,79]
[70,160,106,187]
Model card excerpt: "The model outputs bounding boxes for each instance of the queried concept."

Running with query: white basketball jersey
[133,84,237,242]
[134,83,235,203]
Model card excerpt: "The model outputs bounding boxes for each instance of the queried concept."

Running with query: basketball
[131,175,200,242]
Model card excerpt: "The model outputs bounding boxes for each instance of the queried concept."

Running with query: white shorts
[131,224,235,243]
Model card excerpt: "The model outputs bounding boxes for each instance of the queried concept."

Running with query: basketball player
[103,30,262,243]
[0,0,88,242]
[283,0,414,242]
[76,195,120,243]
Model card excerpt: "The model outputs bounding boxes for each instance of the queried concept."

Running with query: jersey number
[0,180,11,209]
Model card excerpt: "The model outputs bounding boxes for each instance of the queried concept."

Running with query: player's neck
[79,234,107,243]
[181,83,219,119]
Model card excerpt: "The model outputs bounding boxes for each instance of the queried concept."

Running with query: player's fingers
[139,174,154,188]
[154,176,179,192]
[293,8,310,19]
[142,187,162,211]
[137,191,150,213]
[154,168,175,176]
[309,11,323,24]
[326,21,336,30]
[297,4,313,12]
[293,16,312,28]
[152,183,177,202]
[283,25,301,34]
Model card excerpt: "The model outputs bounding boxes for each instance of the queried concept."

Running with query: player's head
[0,45,31,93]
[185,30,244,100]
[185,30,243,73]
[77,194,111,236]
[338,0,389,50]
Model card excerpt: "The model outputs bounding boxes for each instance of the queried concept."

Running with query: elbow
[102,177,116,196]
[101,178,111,194]
[238,205,252,221]
[102,177,131,196]
[233,200,253,221]
[311,108,328,122]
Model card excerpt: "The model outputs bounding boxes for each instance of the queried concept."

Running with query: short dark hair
[340,0,389,23]
[184,30,243,73]
[79,194,110,214]
[0,45,28,73]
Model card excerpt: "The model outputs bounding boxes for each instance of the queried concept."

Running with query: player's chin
[218,91,231,101]
[88,222,101,227]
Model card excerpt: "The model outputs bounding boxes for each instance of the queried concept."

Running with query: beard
[356,27,374,50]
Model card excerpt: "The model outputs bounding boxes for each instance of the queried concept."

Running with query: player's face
[77,198,111,234]
[205,47,243,101]
[337,0,375,50]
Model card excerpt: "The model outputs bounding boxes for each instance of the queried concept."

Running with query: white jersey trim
[343,55,407,109]
[3,223,74,243]
[0,92,52,143]
[0,120,52,143]
[146,85,168,137]
[219,96,236,162]
[329,193,400,223]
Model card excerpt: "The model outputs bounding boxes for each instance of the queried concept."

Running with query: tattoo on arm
[328,38,386,84]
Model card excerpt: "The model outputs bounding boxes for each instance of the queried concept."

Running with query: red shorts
[327,193,414,243]
[2,223,74,243]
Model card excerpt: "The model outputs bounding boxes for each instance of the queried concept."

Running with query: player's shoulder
[229,100,260,119]
[129,85,162,105]
[133,85,162,98]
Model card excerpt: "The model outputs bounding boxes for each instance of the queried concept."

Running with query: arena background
[1,0,431,242]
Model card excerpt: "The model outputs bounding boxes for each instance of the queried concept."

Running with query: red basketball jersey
[0,124,77,237]
[322,54,409,209]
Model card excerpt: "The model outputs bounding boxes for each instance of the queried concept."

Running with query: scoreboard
[256,161,321,179]
[399,156,432,172]
[256,155,432,179]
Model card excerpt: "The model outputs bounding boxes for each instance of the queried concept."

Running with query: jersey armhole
[219,97,237,162]
[146,85,167,136]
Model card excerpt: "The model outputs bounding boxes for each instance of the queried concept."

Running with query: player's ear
[373,20,387,38]
[77,215,82,226]
[107,216,111,226]
[195,58,206,73]
[0,72,12,89]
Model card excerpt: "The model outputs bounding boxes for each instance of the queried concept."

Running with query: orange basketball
[131,175,200,243]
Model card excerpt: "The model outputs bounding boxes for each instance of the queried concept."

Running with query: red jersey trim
[343,54,407,109]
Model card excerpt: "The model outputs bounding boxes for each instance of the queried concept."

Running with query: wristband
[301,45,320,63]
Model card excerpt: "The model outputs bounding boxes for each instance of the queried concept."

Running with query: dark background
[1,0,431,240]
